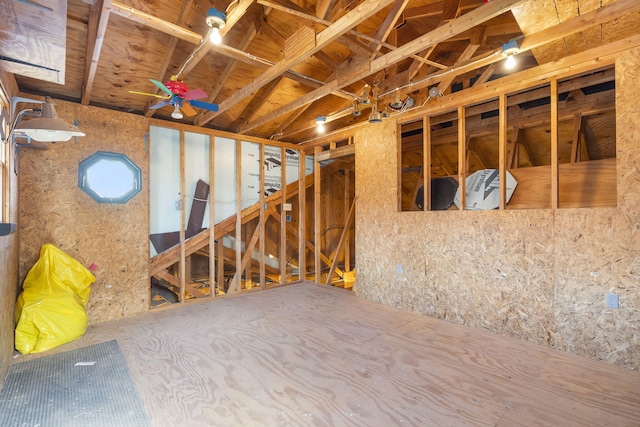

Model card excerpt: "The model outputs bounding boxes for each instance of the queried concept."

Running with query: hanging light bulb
[316,116,326,133]
[171,104,183,119]
[368,87,382,123]
[206,8,226,45]
[210,27,222,44]
[501,40,520,71]
[381,106,391,118]
[352,101,361,117]
[360,84,371,105]
[504,54,517,70]
[389,89,404,110]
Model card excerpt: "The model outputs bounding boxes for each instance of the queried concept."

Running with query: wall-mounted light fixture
[502,40,520,70]
[316,115,326,133]
[206,7,226,45]
[6,96,85,145]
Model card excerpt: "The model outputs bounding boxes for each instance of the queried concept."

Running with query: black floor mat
[0,340,150,427]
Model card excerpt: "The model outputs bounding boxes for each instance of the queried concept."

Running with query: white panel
[149,126,180,256]
[241,141,261,210]
[184,132,211,228]
[213,137,237,223]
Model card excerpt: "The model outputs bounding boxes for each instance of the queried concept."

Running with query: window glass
[78,151,141,204]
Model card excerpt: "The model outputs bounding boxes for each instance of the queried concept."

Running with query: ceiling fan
[129,77,219,119]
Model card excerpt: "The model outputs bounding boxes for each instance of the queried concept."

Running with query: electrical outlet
[605,292,619,309]
[396,264,403,275]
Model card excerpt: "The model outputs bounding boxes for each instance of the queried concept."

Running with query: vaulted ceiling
[1,0,638,143]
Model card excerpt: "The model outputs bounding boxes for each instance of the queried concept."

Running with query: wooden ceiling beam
[81,0,112,105]
[174,0,253,79]
[316,0,336,20]
[110,0,200,43]
[368,0,410,59]
[192,18,263,125]
[437,43,480,94]
[280,97,356,139]
[257,0,375,58]
[196,0,395,126]
[230,77,284,131]
[239,0,525,134]
[382,0,640,107]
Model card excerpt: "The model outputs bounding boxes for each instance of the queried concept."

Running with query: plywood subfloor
[12,283,640,426]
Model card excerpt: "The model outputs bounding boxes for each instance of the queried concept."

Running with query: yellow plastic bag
[15,244,96,354]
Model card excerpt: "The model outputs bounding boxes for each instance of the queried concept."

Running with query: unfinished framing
[399,64,617,212]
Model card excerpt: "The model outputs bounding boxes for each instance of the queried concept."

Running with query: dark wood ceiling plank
[81,0,112,104]
[196,0,395,126]
[442,0,462,22]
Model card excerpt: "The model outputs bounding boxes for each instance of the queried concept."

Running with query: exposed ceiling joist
[238,0,527,134]
[196,0,396,126]
[81,0,111,104]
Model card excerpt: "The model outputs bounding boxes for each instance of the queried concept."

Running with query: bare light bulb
[171,105,183,119]
[504,54,517,70]
[210,27,222,45]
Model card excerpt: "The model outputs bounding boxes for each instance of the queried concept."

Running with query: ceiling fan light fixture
[14,99,85,142]
[206,7,226,45]
[171,104,184,119]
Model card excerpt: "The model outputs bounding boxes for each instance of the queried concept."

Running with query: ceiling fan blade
[181,103,198,117]
[128,90,170,99]
[150,79,173,96]
[182,88,208,100]
[149,100,171,110]
[189,99,219,112]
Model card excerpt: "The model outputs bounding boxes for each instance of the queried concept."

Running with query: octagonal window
[79,151,141,203]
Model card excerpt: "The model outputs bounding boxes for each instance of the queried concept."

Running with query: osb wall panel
[354,47,640,370]
[18,98,149,324]
[0,69,19,388]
